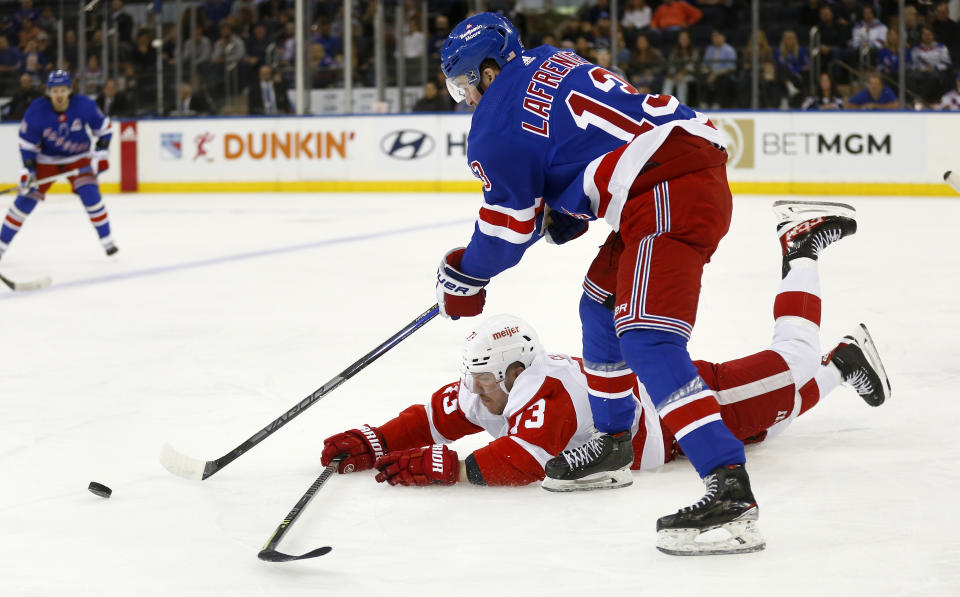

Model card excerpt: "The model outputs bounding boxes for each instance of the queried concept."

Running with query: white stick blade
[15,276,52,291]
[160,443,207,480]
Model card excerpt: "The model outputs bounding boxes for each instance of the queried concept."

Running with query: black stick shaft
[200,303,440,479]
[259,456,342,558]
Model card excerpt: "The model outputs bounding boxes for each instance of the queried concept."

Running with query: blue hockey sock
[76,185,112,242]
[0,195,39,251]
[620,329,745,477]
[580,293,637,433]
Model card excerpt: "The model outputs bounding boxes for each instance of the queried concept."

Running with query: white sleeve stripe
[715,371,794,405]
[674,412,724,440]
[19,139,40,151]
[477,219,535,245]
[588,388,635,399]
[94,117,112,135]
[508,435,554,468]
[481,196,541,220]
[422,401,455,445]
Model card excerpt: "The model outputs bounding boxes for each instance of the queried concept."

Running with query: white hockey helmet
[461,314,541,394]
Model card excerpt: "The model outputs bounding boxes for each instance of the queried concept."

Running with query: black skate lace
[681,474,719,513]
[562,437,605,469]
[811,228,843,255]
[847,369,874,396]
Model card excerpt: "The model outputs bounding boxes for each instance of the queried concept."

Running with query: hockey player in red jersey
[324,202,891,545]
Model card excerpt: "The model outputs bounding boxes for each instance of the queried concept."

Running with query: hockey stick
[0,168,83,196]
[0,272,53,292]
[258,456,343,562]
[161,303,441,480]
[945,171,960,195]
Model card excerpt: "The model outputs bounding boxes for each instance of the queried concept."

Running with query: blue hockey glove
[544,208,589,245]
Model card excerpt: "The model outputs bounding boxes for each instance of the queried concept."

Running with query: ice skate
[824,323,891,407]
[656,463,765,556]
[105,245,119,257]
[542,431,633,492]
[773,200,857,277]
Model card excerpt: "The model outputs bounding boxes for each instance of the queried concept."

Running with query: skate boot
[656,463,765,556]
[542,430,634,492]
[773,200,857,277]
[104,243,119,257]
[824,323,891,407]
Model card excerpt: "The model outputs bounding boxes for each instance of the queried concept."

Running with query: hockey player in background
[327,200,888,554]
[428,12,862,554]
[0,70,117,263]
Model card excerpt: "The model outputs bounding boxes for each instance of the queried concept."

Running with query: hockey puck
[88,481,112,498]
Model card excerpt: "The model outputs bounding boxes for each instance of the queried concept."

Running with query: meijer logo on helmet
[492,326,520,340]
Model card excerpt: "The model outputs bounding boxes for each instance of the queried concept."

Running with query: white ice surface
[0,193,958,596]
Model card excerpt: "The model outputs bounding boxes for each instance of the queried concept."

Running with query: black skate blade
[257,546,332,562]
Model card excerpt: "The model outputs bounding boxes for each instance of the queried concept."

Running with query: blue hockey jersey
[19,94,111,166]
[459,45,723,280]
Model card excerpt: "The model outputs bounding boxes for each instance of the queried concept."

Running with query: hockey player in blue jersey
[0,70,117,262]
[433,13,856,555]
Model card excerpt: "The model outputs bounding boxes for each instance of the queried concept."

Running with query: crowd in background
[0,0,958,119]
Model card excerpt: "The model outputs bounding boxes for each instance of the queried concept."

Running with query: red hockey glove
[320,424,387,474]
[436,247,488,320]
[543,208,589,245]
[374,445,459,486]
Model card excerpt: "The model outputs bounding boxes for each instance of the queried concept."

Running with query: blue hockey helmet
[46,69,72,90]
[440,12,524,103]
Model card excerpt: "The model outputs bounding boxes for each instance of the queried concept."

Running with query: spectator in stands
[311,19,342,60]
[412,80,452,112]
[428,15,450,62]
[702,28,737,108]
[13,0,39,31]
[901,6,923,48]
[19,39,45,85]
[650,0,701,33]
[595,47,627,79]
[17,17,40,50]
[310,43,339,88]
[0,36,22,81]
[876,28,906,77]
[183,26,213,73]
[178,81,215,115]
[61,28,78,71]
[938,72,960,110]
[742,30,773,67]
[758,60,790,108]
[4,72,39,120]
[111,0,135,46]
[851,5,888,52]
[931,2,960,64]
[662,29,699,105]
[211,23,245,71]
[802,71,844,110]
[627,34,665,92]
[248,64,290,114]
[132,31,157,72]
[84,55,105,96]
[909,25,953,104]
[776,30,809,82]
[244,22,272,69]
[845,72,899,109]
[96,79,131,117]
[815,5,852,80]
[621,0,652,33]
